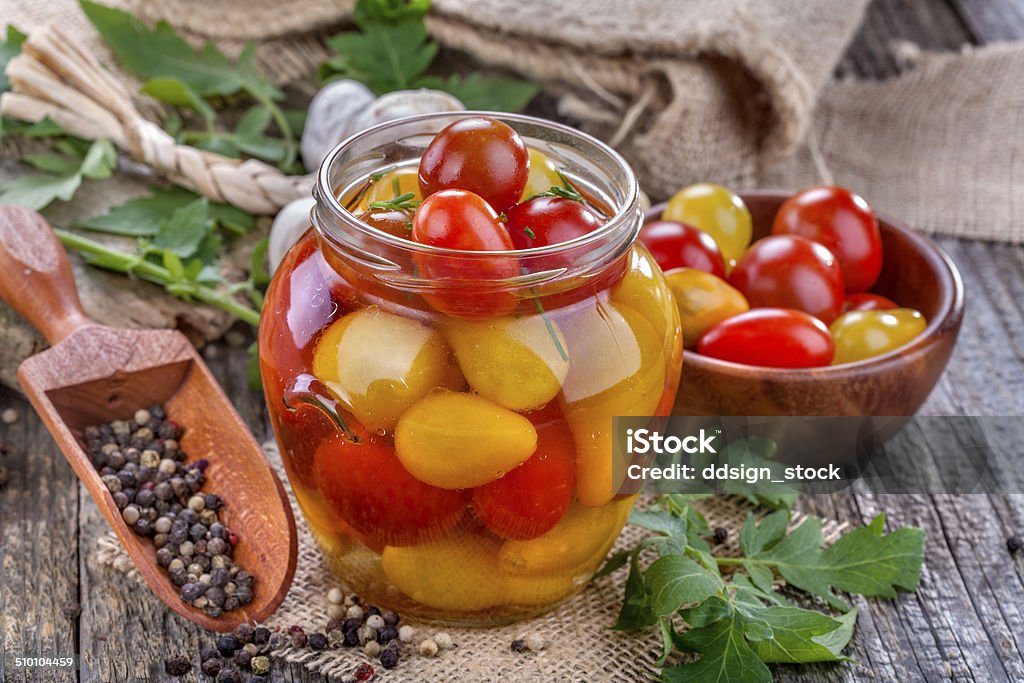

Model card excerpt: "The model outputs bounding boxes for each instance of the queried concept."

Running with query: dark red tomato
[696,308,834,368]
[638,220,727,278]
[772,185,882,292]
[314,425,467,547]
[843,292,897,312]
[729,234,845,323]
[356,208,412,239]
[418,116,529,212]
[472,420,575,540]
[411,189,519,318]
[505,196,603,249]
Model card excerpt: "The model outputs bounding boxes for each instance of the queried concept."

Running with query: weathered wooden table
[3,0,1024,680]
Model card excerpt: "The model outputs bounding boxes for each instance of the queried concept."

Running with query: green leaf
[249,238,271,287]
[594,549,630,579]
[680,595,732,628]
[812,607,858,659]
[747,606,854,664]
[645,555,723,617]
[324,17,437,93]
[76,186,252,237]
[667,614,772,683]
[21,153,81,175]
[0,173,81,210]
[612,548,657,631]
[141,77,215,123]
[235,106,272,136]
[24,117,68,138]
[744,513,925,611]
[152,198,211,258]
[739,510,790,557]
[162,249,186,281]
[417,73,539,112]
[629,508,688,540]
[0,25,27,94]
[234,134,288,163]
[79,139,117,179]
[81,1,264,97]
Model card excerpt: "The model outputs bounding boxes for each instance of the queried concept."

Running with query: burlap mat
[94,442,846,682]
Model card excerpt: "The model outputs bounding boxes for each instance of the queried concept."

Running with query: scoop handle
[0,205,91,345]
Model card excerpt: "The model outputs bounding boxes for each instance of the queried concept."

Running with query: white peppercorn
[418,639,439,657]
[327,587,345,605]
[366,614,385,630]
[434,632,454,650]
[346,605,365,621]
[398,625,416,643]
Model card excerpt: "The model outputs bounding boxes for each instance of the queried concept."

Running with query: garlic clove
[301,80,376,172]
[351,89,464,133]
[268,197,317,274]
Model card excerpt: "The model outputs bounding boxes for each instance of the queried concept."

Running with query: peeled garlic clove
[352,89,464,132]
[268,197,316,273]
[301,79,376,172]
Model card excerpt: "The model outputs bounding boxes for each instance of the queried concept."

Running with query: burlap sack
[95,442,846,682]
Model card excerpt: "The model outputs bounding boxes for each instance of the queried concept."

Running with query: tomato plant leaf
[667,613,773,683]
[151,197,211,258]
[646,555,723,617]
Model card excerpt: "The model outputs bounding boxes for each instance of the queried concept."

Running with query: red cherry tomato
[697,308,834,368]
[729,234,845,324]
[638,220,727,278]
[411,189,519,318]
[772,185,882,292]
[472,420,575,540]
[418,116,529,212]
[313,425,467,547]
[505,196,603,251]
[843,292,897,312]
[356,208,412,240]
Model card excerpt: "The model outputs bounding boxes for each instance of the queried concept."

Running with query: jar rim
[313,110,640,262]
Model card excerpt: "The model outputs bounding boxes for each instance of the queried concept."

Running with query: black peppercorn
[379,643,400,669]
[164,654,191,676]
[216,669,241,683]
[343,628,360,647]
[714,526,729,544]
[365,605,382,617]
[377,625,398,644]
[382,610,400,627]
[308,632,328,650]
[216,634,241,657]
[201,657,222,677]
[235,586,253,605]
[233,649,252,670]
[511,639,527,653]
[181,582,204,602]
[252,626,271,645]
[1008,536,1023,554]
[199,643,219,661]
[343,617,363,632]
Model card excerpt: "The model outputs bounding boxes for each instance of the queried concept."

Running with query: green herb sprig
[603,488,925,682]
[0,137,117,210]
[369,191,421,212]
[319,0,539,112]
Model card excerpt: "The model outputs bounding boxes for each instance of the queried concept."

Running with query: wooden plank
[0,389,80,683]
[950,0,1024,42]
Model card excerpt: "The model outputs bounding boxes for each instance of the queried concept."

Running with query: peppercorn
[364,641,382,658]
[714,526,729,544]
[379,642,400,669]
[308,632,328,650]
[233,649,252,670]
[122,505,141,526]
[1008,536,1023,554]
[366,614,385,630]
[289,629,307,648]
[377,625,398,644]
[235,586,253,605]
[418,639,438,657]
[382,610,400,627]
[343,628,360,648]
[216,634,241,657]
[164,654,191,676]
[328,604,346,621]
[216,669,241,683]
[365,605,382,617]
[201,657,222,677]
[250,655,271,676]
[199,643,219,661]
[180,582,204,602]
[434,632,453,650]
[252,626,271,646]
[353,663,375,681]
[510,639,527,653]
[327,587,345,604]
[268,633,287,651]
[398,625,416,643]
[525,634,546,651]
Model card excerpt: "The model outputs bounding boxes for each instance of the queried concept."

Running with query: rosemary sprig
[369,191,421,212]
[528,287,569,363]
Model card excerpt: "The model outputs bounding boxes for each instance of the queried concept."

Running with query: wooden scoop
[0,205,297,632]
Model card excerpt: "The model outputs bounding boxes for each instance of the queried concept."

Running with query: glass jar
[259,112,682,624]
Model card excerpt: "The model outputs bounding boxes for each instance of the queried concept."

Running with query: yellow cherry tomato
[359,166,421,211]
[663,183,752,261]
[395,391,538,489]
[829,308,927,365]
[519,148,562,200]
[664,268,750,349]
[443,314,569,411]
[382,531,504,611]
[498,497,634,576]
[557,302,666,506]
[313,307,463,431]
[610,245,680,343]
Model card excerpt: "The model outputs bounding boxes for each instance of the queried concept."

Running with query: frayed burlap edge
[94,442,846,682]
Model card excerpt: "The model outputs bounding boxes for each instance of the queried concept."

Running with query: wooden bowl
[650,190,964,416]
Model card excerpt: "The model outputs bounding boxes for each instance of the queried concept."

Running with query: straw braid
[0,23,312,214]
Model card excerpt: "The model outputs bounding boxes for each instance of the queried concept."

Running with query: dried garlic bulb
[268,197,316,273]
[301,80,376,172]
[351,89,464,132]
